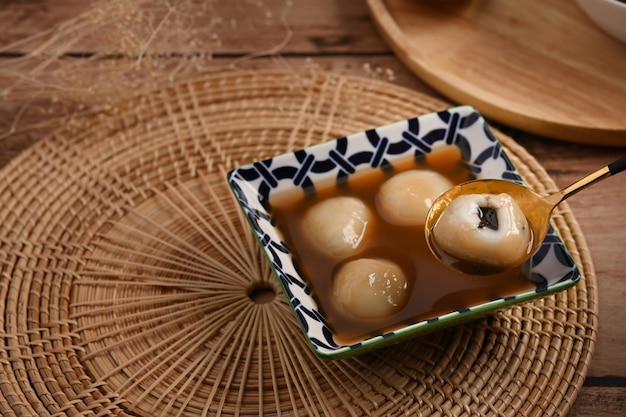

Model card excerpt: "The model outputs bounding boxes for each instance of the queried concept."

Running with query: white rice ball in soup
[302,196,371,257]
[377,170,453,226]
[332,258,410,319]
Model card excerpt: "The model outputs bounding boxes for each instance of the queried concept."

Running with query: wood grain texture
[569,387,626,417]
[0,0,388,55]
[0,1,624,415]
[366,0,626,146]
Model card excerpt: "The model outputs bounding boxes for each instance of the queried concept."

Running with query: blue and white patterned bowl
[227,105,580,359]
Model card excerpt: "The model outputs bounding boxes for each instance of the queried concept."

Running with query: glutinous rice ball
[332,258,410,319]
[302,196,371,257]
[377,170,453,226]
[432,193,532,268]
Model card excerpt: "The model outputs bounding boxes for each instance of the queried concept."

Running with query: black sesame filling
[477,206,499,231]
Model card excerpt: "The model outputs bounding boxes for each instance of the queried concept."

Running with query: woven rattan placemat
[0,70,597,417]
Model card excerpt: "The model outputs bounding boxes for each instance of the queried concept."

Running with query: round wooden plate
[366,0,626,146]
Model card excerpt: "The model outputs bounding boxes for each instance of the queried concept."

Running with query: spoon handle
[549,155,626,206]
[608,155,626,175]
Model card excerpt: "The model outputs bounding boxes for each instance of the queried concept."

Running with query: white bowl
[227,106,580,359]
[577,0,626,44]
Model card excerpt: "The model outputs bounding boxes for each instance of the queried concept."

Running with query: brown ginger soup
[270,146,535,344]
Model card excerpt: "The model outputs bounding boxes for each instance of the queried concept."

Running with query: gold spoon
[425,155,626,275]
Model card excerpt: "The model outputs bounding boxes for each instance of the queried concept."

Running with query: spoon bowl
[425,155,626,275]
[424,179,553,275]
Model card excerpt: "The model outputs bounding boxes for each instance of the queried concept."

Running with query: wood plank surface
[1,1,624,416]
[0,0,388,54]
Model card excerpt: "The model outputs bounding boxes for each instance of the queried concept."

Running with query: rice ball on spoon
[432,193,532,269]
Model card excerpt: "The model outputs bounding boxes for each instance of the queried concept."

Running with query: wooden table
[1,1,624,415]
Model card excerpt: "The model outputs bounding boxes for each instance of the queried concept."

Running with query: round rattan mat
[0,70,597,417]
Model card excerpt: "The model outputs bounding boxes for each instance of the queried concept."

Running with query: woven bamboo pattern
[0,70,597,417]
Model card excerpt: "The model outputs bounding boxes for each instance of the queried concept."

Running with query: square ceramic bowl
[227,105,580,359]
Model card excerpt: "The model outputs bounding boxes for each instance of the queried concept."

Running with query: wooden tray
[366,0,626,146]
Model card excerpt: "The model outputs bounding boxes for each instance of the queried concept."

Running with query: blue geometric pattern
[227,105,580,358]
